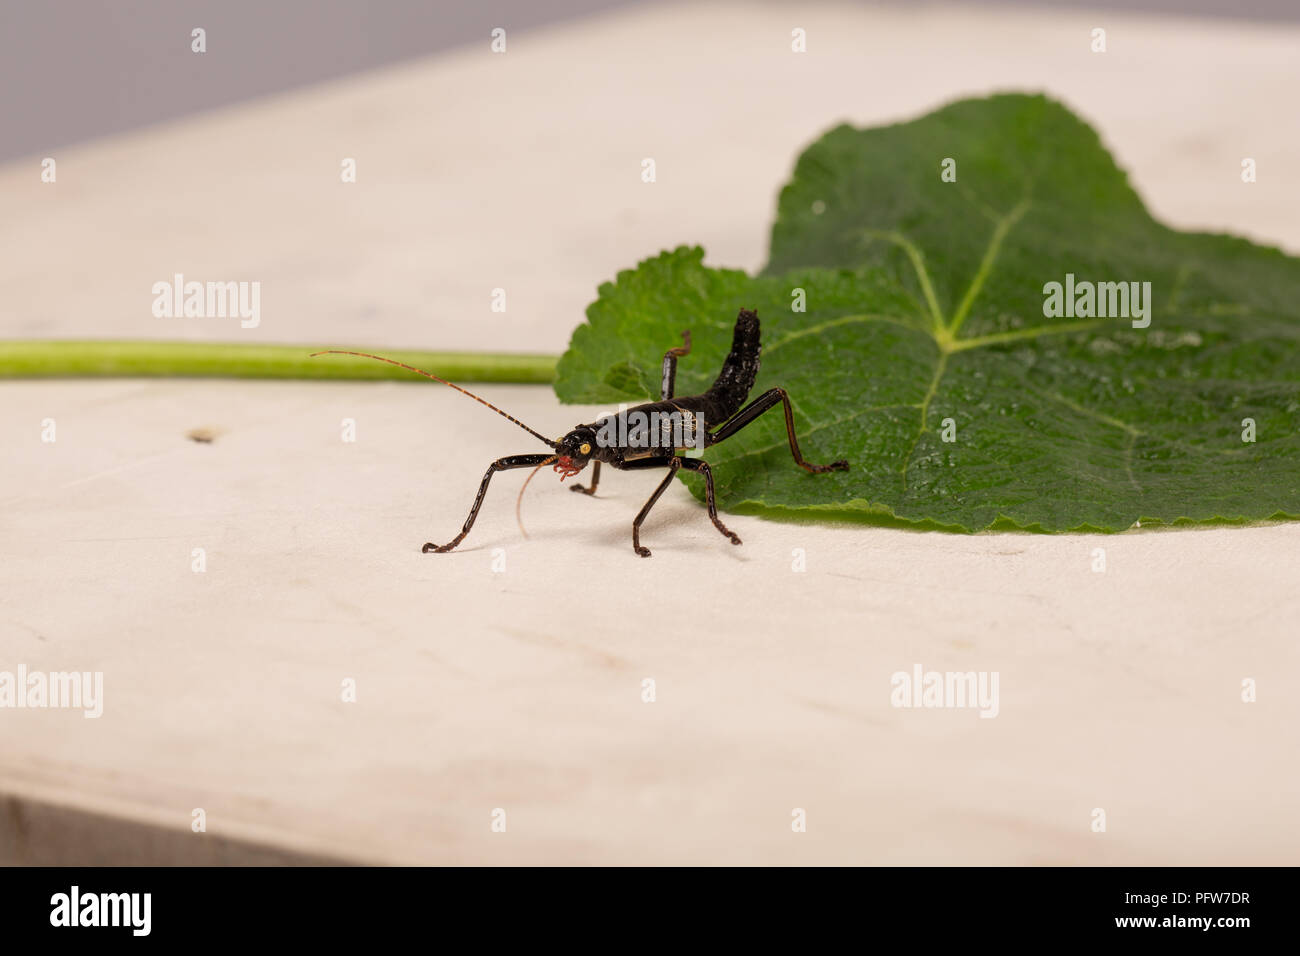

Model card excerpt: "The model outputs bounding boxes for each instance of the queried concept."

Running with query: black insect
[315,309,848,556]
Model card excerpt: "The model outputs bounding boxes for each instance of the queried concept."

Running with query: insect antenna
[311,350,557,448]
[515,455,558,539]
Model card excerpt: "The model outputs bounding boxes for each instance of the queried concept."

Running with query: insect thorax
[590,402,707,456]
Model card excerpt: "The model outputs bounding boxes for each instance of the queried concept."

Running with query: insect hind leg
[659,330,692,400]
[709,387,849,473]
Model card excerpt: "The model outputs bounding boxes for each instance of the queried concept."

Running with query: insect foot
[705,511,743,545]
[814,459,851,473]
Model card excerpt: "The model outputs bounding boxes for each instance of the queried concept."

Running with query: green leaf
[555,94,1300,532]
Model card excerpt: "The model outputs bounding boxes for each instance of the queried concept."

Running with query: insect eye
[579,443,591,455]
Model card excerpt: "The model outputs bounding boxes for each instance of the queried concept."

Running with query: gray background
[1,0,1296,163]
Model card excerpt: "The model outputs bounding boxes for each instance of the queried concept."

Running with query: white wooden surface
[1,1,1297,864]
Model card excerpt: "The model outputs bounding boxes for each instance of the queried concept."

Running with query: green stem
[0,341,557,384]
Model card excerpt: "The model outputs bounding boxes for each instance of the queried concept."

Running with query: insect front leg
[660,330,692,400]
[678,458,741,546]
[569,460,601,495]
[423,453,555,553]
[709,387,849,473]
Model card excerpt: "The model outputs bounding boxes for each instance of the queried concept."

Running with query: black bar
[0,865,1284,943]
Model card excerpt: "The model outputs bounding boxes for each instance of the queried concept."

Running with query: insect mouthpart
[553,456,585,480]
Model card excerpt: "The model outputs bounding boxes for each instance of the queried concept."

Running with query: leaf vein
[714,402,920,465]
[900,350,950,490]
[860,230,945,333]
[947,199,1031,338]
[764,313,921,355]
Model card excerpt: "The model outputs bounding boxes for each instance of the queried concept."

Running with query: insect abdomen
[703,309,761,421]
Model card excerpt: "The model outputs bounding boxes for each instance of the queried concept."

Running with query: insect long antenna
[515,455,558,539]
[311,350,558,448]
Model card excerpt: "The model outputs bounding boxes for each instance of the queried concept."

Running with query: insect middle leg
[423,453,555,553]
[625,456,680,557]
[708,387,849,473]
[678,458,741,546]
[660,330,692,400]
[623,456,739,556]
